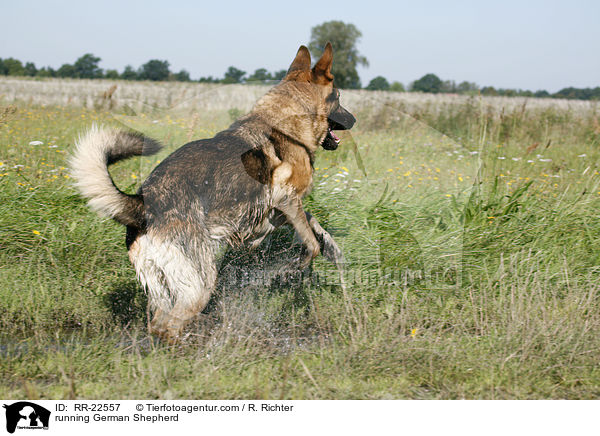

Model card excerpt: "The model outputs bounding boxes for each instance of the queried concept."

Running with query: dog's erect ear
[312,42,334,82]
[287,45,312,75]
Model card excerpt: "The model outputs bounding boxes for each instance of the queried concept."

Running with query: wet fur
[70,44,355,342]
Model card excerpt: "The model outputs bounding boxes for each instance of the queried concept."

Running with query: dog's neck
[248,82,328,153]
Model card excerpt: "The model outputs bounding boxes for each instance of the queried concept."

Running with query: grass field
[1,79,600,399]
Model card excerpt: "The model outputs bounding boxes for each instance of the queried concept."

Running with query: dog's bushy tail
[70,124,162,228]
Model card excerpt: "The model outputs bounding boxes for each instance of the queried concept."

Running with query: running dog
[70,43,355,342]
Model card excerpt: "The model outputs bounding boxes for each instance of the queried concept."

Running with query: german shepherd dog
[70,43,355,342]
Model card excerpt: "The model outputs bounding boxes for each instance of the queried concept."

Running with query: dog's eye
[326,89,338,103]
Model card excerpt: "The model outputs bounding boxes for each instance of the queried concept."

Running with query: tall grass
[0,86,599,399]
[2,76,597,115]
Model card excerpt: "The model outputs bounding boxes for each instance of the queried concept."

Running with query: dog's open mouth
[322,126,341,150]
[322,108,355,151]
[328,127,341,144]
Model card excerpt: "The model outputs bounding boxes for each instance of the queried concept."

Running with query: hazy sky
[2,0,598,92]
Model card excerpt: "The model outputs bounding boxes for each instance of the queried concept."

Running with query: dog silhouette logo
[2,402,50,433]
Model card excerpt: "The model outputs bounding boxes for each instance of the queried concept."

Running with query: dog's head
[284,42,356,151]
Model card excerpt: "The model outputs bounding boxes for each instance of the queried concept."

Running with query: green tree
[272,69,287,81]
[0,59,6,75]
[247,68,272,83]
[481,86,497,96]
[172,70,191,81]
[36,67,56,78]
[57,63,77,78]
[441,80,457,93]
[457,81,479,94]
[308,21,368,89]
[139,60,170,81]
[553,87,600,100]
[74,53,102,78]
[24,62,37,77]
[198,76,218,83]
[121,65,138,80]
[534,90,550,98]
[390,81,405,92]
[498,88,516,97]
[104,69,119,79]
[3,58,25,76]
[222,66,246,84]
[412,73,443,93]
[366,76,390,91]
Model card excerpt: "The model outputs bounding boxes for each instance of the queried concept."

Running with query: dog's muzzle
[322,107,356,150]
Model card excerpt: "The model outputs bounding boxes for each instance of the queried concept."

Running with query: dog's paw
[150,327,184,345]
[298,251,315,270]
[319,231,345,266]
[293,243,319,270]
[149,314,185,345]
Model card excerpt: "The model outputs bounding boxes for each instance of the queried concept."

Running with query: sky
[1,0,598,92]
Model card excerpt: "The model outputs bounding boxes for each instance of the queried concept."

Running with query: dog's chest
[287,154,313,197]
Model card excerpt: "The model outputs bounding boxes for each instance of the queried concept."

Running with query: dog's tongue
[329,128,340,143]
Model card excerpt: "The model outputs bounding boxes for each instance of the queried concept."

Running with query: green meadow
[1,80,599,399]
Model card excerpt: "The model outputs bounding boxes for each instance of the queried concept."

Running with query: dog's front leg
[266,209,344,265]
[305,212,345,265]
[272,187,320,269]
[305,212,347,290]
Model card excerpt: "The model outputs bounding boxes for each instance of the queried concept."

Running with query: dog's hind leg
[130,234,218,343]
[155,244,218,343]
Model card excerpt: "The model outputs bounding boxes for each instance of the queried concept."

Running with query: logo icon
[2,402,50,433]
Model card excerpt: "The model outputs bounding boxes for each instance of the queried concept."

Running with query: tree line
[2,18,598,101]
[1,54,597,101]
[0,54,287,84]
[365,73,600,101]
[306,21,599,100]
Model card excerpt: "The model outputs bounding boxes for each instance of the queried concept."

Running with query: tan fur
[71,43,354,343]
